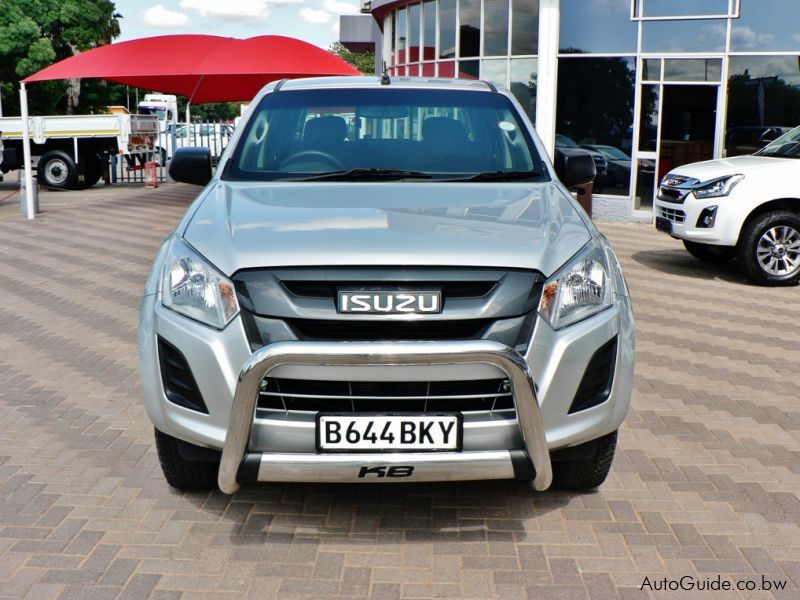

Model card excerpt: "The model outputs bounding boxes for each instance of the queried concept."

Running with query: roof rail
[273,79,289,92]
[483,80,498,93]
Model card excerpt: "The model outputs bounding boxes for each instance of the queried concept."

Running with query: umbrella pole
[20,82,36,220]
[185,102,191,146]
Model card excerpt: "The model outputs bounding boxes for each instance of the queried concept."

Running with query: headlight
[161,237,239,329]
[538,240,613,330]
[693,174,744,199]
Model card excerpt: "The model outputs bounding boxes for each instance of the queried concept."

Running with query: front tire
[737,211,800,286]
[551,431,617,490]
[154,429,220,491]
[682,240,736,262]
[37,150,77,190]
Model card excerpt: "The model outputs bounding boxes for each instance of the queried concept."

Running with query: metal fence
[111,117,235,184]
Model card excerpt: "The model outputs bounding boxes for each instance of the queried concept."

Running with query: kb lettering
[358,465,416,478]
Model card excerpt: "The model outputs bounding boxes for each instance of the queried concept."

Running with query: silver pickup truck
[139,77,635,494]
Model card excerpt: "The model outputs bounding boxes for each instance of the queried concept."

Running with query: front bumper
[654,196,740,246]
[218,340,552,494]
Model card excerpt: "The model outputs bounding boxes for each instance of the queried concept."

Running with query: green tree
[329,42,375,75]
[0,0,120,115]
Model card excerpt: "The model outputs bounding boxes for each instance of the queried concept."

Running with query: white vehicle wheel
[738,211,800,286]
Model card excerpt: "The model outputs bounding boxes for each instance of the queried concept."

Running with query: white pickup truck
[655,125,800,286]
[0,113,158,189]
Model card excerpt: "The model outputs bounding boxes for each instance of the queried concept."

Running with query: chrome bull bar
[218,340,553,494]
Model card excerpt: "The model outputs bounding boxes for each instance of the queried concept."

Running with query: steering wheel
[279,150,345,172]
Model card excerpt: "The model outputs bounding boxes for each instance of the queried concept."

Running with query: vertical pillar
[535,0,560,161]
[185,102,191,147]
[20,82,36,220]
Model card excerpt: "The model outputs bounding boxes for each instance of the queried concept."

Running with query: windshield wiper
[445,170,544,182]
[285,168,433,182]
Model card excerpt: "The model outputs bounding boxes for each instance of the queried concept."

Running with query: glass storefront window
[556,57,637,195]
[459,60,480,80]
[642,19,726,53]
[390,12,396,64]
[439,0,457,59]
[560,0,637,54]
[421,62,436,77]
[639,84,659,152]
[511,0,538,56]
[510,57,537,123]
[726,55,800,155]
[408,4,420,63]
[422,1,436,61]
[482,59,508,87]
[664,59,722,82]
[459,0,481,58]
[439,61,456,77]
[397,8,407,65]
[732,0,800,52]
[641,0,730,18]
[484,0,509,57]
[643,59,661,82]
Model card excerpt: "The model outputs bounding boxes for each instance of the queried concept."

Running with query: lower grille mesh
[258,378,513,413]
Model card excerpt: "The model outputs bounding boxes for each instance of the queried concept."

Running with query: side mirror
[554,148,596,188]
[169,147,212,186]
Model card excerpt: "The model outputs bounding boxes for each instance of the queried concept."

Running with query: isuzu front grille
[258,377,514,413]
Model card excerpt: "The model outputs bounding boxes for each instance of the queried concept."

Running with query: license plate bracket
[655,216,673,234]
[316,413,463,453]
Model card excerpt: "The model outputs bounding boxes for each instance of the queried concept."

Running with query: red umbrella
[23,34,362,103]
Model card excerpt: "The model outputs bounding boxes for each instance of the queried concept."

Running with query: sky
[114,0,361,50]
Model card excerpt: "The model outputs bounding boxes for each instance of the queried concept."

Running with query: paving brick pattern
[0,184,798,599]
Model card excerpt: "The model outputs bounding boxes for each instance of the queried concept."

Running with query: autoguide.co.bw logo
[640,574,787,592]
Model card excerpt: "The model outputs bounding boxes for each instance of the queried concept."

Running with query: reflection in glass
[459,0,481,58]
[642,19,726,53]
[482,59,508,87]
[439,0,457,58]
[408,4,420,62]
[643,59,661,81]
[397,8,407,65]
[421,62,435,77]
[639,84,659,152]
[556,57,636,195]
[732,0,800,52]
[439,61,456,77]
[559,0,637,54]
[726,55,800,155]
[664,59,722,82]
[422,1,436,61]
[390,12,396,61]
[484,0,509,56]
[510,58,537,123]
[635,159,656,211]
[459,60,480,80]
[512,0,539,56]
[642,0,729,17]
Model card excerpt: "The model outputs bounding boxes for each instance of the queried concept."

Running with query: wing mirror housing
[169,147,212,186]
[554,148,597,188]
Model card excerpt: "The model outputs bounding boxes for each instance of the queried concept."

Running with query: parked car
[655,125,800,285]
[725,126,793,157]
[580,144,632,190]
[556,135,609,190]
[139,77,635,494]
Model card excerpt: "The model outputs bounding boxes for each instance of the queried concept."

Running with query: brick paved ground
[0,183,798,599]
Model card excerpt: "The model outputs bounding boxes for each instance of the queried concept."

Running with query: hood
[668,154,790,181]
[182,181,592,278]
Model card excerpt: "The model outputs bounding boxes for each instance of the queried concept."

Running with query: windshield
[595,146,630,160]
[755,126,800,158]
[224,87,547,181]
[555,135,580,148]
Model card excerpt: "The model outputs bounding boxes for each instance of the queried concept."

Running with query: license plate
[655,216,673,234]
[316,414,462,452]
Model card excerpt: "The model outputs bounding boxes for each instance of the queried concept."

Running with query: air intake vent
[157,337,208,414]
[288,319,489,341]
[568,337,617,414]
[281,281,496,299]
[258,378,513,413]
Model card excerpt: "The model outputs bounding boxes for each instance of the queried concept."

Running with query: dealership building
[340,0,800,215]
